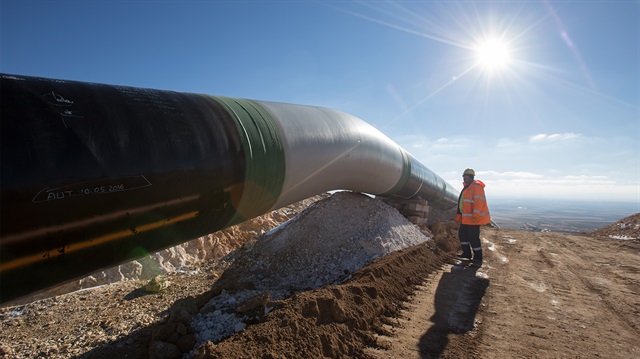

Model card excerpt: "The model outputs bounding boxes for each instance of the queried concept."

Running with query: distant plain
[488,198,639,233]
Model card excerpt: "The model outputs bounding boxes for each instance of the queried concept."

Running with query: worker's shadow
[417,264,489,358]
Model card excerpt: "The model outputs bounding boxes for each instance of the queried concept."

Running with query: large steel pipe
[0,74,457,303]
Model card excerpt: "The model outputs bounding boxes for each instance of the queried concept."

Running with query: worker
[455,168,491,266]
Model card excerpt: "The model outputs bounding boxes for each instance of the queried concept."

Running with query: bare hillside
[589,212,640,241]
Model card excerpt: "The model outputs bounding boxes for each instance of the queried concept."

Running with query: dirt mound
[217,192,435,295]
[589,212,640,241]
[182,192,458,356]
[194,243,454,358]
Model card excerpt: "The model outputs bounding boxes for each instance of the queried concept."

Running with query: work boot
[472,247,483,263]
[471,254,483,266]
[459,241,472,259]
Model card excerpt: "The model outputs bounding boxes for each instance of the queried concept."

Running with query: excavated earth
[1,192,639,358]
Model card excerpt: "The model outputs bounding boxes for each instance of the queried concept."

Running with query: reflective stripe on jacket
[456,180,491,225]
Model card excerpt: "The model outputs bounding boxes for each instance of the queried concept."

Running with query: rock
[0,343,15,356]
[235,292,270,317]
[144,275,169,293]
[233,322,246,332]
[193,341,217,359]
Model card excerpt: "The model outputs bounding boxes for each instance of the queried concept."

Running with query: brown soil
[193,225,640,358]
[365,227,640,358]
[1,203,639,358]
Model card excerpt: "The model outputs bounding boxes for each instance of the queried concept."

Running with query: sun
[474,37,511,71]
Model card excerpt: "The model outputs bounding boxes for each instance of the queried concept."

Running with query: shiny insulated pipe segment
[0,74,457,303]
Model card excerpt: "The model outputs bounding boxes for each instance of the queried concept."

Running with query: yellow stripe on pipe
[0,211,199,272]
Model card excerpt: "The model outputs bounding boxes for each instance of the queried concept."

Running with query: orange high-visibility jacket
[456,180,491,225]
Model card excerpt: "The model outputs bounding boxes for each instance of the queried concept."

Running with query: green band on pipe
[379,147,411,197]
[211,96,286,225]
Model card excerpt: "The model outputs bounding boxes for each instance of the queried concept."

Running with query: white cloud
[395,134,470,155]
[529,132,581,142]
[480,170,543,179]
[562,175,612,183]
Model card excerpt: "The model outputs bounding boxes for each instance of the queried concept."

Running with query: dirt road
[366,227,640,358]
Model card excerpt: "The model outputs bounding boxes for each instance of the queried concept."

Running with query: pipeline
[0,74,458,303]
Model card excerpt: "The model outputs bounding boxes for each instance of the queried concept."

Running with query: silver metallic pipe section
[394,152,458,209]
[256,101,458,210]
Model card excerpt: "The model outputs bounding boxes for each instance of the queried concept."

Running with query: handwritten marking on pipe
[44,91,74,106]
[0,211,199,272]
[32,175,152,203]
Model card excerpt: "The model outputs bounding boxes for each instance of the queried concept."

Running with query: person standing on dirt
[456,168,491,265]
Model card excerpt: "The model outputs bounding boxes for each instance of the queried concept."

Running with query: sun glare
[475,38,511,71]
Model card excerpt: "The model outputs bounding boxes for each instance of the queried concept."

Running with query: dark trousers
[458,224,482,260]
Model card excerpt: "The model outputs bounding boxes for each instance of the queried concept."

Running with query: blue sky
[1,0,638,205]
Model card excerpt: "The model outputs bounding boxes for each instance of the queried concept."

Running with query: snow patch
[609,235,637,240]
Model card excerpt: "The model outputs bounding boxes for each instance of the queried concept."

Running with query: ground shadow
[418,263,489,358]
[124,287,153,301]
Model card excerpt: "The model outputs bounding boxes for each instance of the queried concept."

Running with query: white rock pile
[190,191,433,351]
